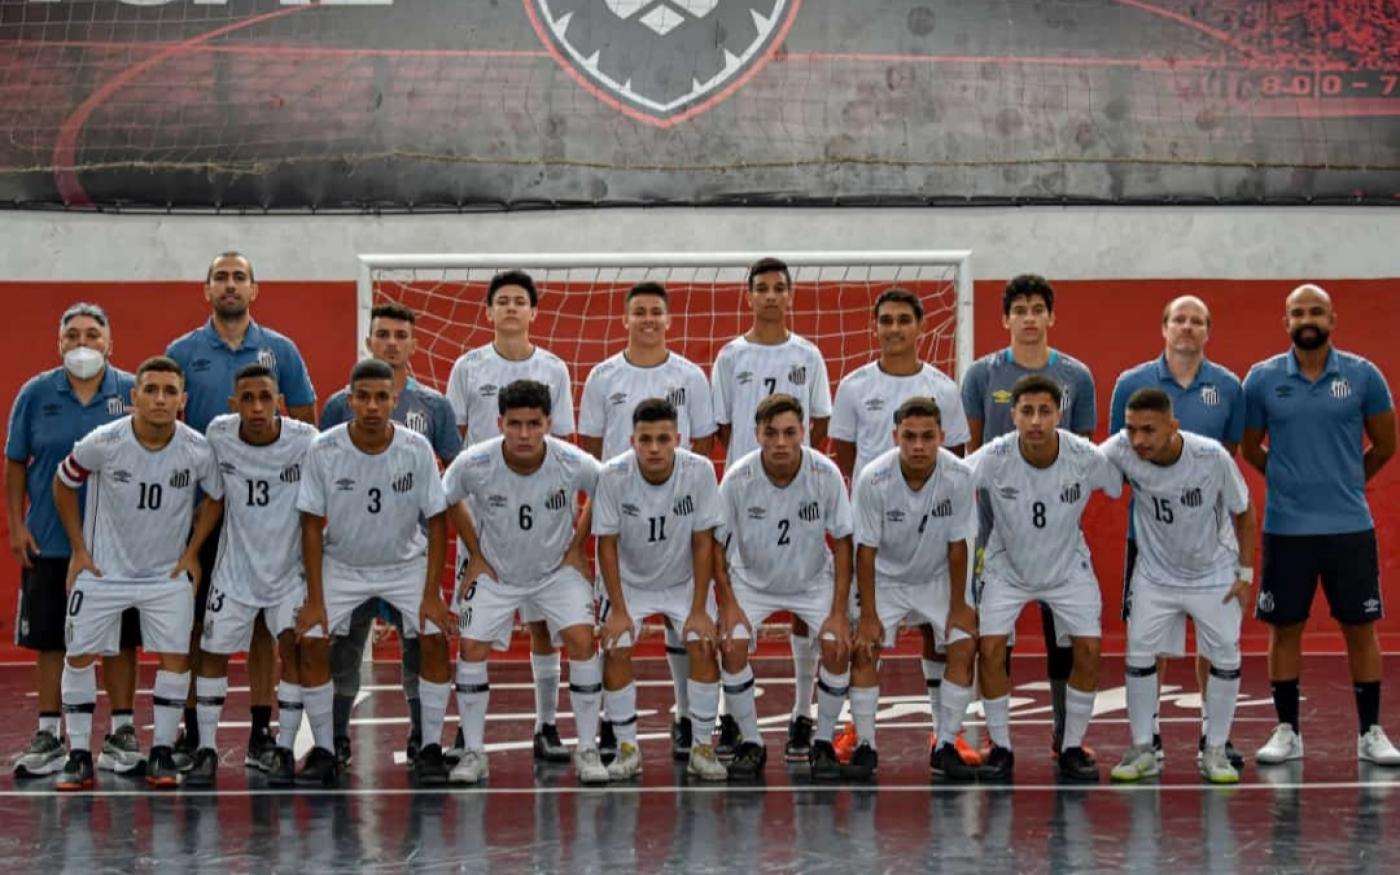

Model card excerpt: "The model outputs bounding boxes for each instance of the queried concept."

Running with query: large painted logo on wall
[524,0,801,127]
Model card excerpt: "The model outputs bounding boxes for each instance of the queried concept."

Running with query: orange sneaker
[955,730,984,767]
[833,724,858,764]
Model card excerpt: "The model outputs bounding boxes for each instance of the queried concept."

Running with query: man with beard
[1242,284,1399,766]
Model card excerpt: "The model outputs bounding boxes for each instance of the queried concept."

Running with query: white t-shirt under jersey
[446,343,574,441]
[443,436,601,587]
[579,351,716,461]
[297,424,448,580]
[592,448,723,591]
[853,446,976,588]
[710,334,833,467]
[58,417,218,585]
[831,361,972,481]
[205,414,318,606]
[968,430,1121,589]
[717,446,853,594]
[1101,430,1250,588]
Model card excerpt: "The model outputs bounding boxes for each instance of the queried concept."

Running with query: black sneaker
[1152,733,1164,760]
[599,720,618,765]
[405,728,423,763]
[56,750,95,792]
[809,739,841,781]
[267,747,296,787]
[727,741,767,781]
[979,745,1015,783]
[785,714,815,763]
[843,742,878,781]
[931,742,977,782]
[671,717,694,761]
[296,746,338,787]
[716,715,741,763]
[412,743,449,785]
[1058,746,1100,783]
[145,745,181,788]
[1199,735,1246,771]
[334,735,352,769]
[533,723,572,763]
[186,748,218,787]
[245,728,275,771]
[172,728,198,773]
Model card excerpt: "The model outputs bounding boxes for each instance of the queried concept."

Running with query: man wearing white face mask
[6,303,144,778]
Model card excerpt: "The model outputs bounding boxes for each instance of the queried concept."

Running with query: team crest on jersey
[1180,487,1203,508]
[479,384,499,398]
[1330,377,1352,400]
[112,469,132,484]
[736,370,755,386]
[797,501,820,522]
[391,472,414,494]
[405,411,429,434]
[787,365,807,386]
[1256,590,1275,614]
[487,494,508,509]
[169,468,191,489]
[280,463,301,483]
[335,478,357,492]
[885,509,906,523]
[105,396,125,416]
[667,386,687,408]
[545,489,569,511]
[997,486,1018,500]
[1059,482,1081,504]
[621,502,641,517]
[1059,386,1072,411]
[746,506,767,520]
[930,498,954,518]
[609,392,629,407]
[256,348,277,369]
[673,495,695,516]
[1199,384,1220,407]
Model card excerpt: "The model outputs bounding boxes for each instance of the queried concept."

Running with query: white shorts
[460,567,595,651]
[305,561,439,640]
[598,580,716,650]
[725,579,833,653]
[977,572,1102,642]
[852,582,972,649]
[65,576,193,656]
[454,551,545,625]
[1126,577,1242,667]
[201,585,303,655]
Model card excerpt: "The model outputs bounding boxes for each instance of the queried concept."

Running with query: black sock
[408,697,422,735]
[1355,681,1380,734]
[182,706,200,743]
[333,694,353,740]
[250,705,272,738]
[1272,679,1300,733]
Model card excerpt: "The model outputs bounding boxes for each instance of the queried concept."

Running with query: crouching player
[1103,388,1256,784]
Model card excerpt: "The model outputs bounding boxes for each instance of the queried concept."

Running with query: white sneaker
[606,742,643,781]
[97,724,143,775]
[574,747,609,785]
[448,749,489,785]
[13,729,66,778]
[1358,725,1400,766]
[1199,745,1240,784]
[687,743,728,782]
[1256,723,1304,764]
[1109,744,1160,782]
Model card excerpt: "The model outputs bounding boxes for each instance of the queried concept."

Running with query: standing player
[7,303,144,779]
[52,357,222,790]
[593,399,726,781]
[952,376,1121,782]
[1242,284,1399,765]
[710,257,834,762]
[579,282,716,759]
[188,364,319,786]
[850,398,975,780]
[1109,295,1245,765]
[960,274,1096,758]
[445,270,577,763]
[712,394,855,780]
[321,303,461,766]
[166,251,317,769]
[1102,389,1255,784]
[295,360,454,785]
[441,380,605,785]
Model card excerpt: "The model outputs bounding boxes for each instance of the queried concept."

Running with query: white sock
[152,670,190,749]
[936,679,975,748]
[688,679,720,745]
[604,682,638,745]
[568,655,603,752]
[531,652,561,731]
[276,681,303,749]
[39,713,61,736]
[664,626,690,720]
[790,634,816,719]
[849,685,879,748]
[61,663,98,753]
[455,661,490,751]
[1125,662,1158,748]
[923,658,945,731]
[721,665,760,743]
[302,681,335,752]
[815,665,850,743]
[1205,664,1241,749]
[110,711,133,731]
[195,676,228,752]
[1063,686,1096,751]
[984,694,1012,749]
[418,678,451,751]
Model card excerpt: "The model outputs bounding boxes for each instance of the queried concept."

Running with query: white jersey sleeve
[593,449,721,590]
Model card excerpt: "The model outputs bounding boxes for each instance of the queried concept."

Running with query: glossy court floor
[3,654,1398,873]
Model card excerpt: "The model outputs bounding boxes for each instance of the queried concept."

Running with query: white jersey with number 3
[711,335,833,467]
[853,447,976,587]
[446,344,574,441]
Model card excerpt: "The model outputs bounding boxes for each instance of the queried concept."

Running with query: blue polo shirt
[1243,347,1393,535]
[4,365,136,557]
[961,347,1097,440]
[166,318,316,433]
[320,377,461,463]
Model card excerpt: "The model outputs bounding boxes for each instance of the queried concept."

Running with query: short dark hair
[498,379,552,417]
[206,251,254,283]
[371,302,416,324]
[59,302,109,331]
[747,257,791,291]
[1010,374,1062,407]
[893,396,942,426]
[1126,387,1174,415]
[350,359,394,386]
[1002,273,1054,315]
[233,363,276,387]
[136,355,184,386]
[632,397,678,426]
[625,282,669,307]
[755,393,804,426]
[488,270,539,307]
[874,287,924,323]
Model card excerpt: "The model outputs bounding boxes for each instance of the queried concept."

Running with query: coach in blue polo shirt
[1242,284,1398,767]
[165,251,317,768]
[5,303,144,778]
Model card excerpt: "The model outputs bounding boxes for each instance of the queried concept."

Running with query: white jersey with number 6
[710,335,833,467]
[853,446,976,587]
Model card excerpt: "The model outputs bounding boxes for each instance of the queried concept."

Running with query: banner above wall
[1,0,1397,210]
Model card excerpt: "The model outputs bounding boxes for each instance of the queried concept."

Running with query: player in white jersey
[709,256,834,762]
[52,357,221,790]
[1101,388,1256,784]
[579,282,717,760]
[850,397,976,781]
[295,359,453,786]
[444,269,576,763]
[183,364,319,787]
[712,394,855,781]
[442,379,606,785]
[593,398,726,781]
[952,375,1122,783]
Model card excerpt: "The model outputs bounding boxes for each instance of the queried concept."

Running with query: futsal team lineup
[9,251,1397,794]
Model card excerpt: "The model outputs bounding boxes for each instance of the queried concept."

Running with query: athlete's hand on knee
[682,610,718,653]
[855,614,884,659]
[170,548,201,587]
[819,611,853,660]
[66,549,102,590]
[718,602,752,646]
[601,608,633,651]
[296,600,327,639]
[947,604,978,639]
[420,594,453,636]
